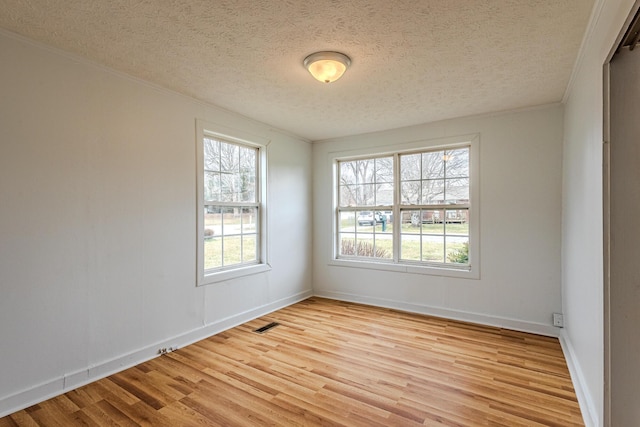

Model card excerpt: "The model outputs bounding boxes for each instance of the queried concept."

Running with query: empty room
[1,0,638,426]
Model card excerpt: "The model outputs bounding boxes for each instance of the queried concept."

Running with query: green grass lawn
[204,235,256,269]
[204,214,467,268]
[341,221,468,235]
[203,212,257,269]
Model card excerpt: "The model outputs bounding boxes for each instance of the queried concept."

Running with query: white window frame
[329,134,480,279]
[196,120,270,286]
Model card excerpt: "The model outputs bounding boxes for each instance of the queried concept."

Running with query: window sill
[198,263,272,286]
[328,258,479,280]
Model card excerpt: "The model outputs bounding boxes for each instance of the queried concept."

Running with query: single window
[203,136,259,270]
[197,121,269,286]
[335,139,477,277]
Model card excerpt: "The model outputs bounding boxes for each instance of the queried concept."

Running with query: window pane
[357,159,376,184]
[240,180,255,202]
[447,209,469,236]
[241,207,257,233]
[446,178,469,202]
[339,184,357,207]
[357,211,375,228]
[339,211,356,232]
[220,142,239,173]
[205,209,223,236]
[445,148,469,178]
[223,236,242,265]
[423,236,445,262]
[340,234,356,256]
[401,210,421,233]
[375,157,393,183]
[422,179,445,204]
[375,234,393,259]
[422,151,444,179]
[204,237,222,269]
[422,211,444,233]
[221,207,240,236]
[340,161,357,185]
[239,147,256,202]
[204,171,220,202]
[356,184,375,205]
[444,209,468,227]
[446,236,469,264]
[401,154,421,180]
[239,146,256,172]
[203,137,220,171]
[400,233,421,260]
[401,181,420,204]
[242,235,257,262]
[220,173,238,202]
[356,234,375,257]
[375,182,393,205]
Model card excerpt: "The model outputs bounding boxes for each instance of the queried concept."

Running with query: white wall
[561,1,636,426]
[312,105,564,336]
[4,1,634,420]
[0,31,312,416]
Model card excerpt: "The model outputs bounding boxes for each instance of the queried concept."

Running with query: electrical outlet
[158,346,178,355]
[553,313,564,328]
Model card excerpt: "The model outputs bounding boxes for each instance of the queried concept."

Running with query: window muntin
[336,145,471,270]
[203,137,259,272]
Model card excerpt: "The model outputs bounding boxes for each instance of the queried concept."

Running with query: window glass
[201,136,260,277]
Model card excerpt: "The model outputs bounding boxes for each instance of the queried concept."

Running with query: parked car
[357,211,386,226]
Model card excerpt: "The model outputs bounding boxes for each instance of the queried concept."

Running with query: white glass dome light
[303,51,351,84]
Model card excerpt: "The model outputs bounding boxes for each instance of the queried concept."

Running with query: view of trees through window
[337,146,470,267]
[203,137,259,271]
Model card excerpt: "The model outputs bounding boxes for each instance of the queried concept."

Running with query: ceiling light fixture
[303,51,351,83]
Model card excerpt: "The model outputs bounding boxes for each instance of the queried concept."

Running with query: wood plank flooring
[0,297,584,426]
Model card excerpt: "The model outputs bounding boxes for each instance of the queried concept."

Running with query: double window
[196,121,269,286]
[335,137,477,277]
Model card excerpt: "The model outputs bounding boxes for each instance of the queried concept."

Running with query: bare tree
[400,148,469,205]
[204,138,257,204]
[339,156,392,207]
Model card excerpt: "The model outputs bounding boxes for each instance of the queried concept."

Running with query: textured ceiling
[0,0,594,141]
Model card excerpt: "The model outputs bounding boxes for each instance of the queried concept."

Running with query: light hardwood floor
[0,297,584,426]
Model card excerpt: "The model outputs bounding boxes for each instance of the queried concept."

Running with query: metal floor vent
[253,322,280,334]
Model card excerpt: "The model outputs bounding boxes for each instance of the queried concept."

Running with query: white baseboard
[559,330,599,427]
[314,290,560,337]
[1,289,571,419]
[0,289,313,418]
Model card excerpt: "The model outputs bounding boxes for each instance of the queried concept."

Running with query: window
[398,148,469,265]
[196,121,269,285]
[334,136,478,278]
[338,156,394,259]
